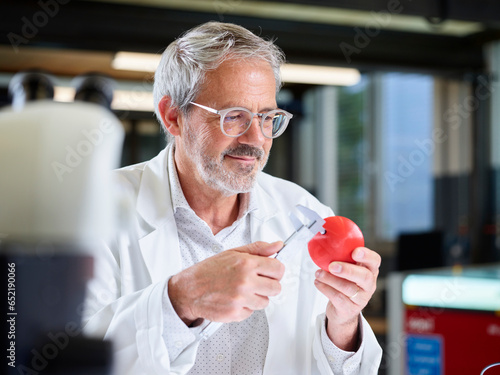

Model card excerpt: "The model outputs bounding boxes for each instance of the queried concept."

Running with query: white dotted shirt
[162,146,362,374]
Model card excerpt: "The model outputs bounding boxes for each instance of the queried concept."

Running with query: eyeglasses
[189,102,293,139]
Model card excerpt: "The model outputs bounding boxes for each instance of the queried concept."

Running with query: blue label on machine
[406,334,443,375]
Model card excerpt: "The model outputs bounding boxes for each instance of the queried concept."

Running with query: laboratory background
[1,0,500,374]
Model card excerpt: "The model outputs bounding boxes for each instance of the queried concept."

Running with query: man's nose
[237,115,266,146]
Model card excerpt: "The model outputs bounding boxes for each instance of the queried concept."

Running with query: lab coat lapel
[136,145,182,283]
[138,222,181,284]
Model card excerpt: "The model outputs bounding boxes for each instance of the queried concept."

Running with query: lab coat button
[216,353,225,362]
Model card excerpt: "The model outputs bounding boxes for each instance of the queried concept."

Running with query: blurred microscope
[0,71,124,374]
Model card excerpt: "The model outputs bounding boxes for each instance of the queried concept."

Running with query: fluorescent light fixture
[112,52,360,86]
[281,64,360,86]
[111,51,161,72]
[88,0,484,37]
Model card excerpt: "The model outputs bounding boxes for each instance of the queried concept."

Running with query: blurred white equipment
[0,72,122,246]
[0,71,124,374]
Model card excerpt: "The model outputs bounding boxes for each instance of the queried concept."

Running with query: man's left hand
[313,246,381,351]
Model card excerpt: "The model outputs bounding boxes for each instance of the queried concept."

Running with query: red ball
[308,216,364,271]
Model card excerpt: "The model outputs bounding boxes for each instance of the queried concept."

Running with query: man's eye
[224,111,245,122]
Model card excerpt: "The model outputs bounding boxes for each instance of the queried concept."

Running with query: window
[337,77,369,233]
[378,73,434,239]
[295,72,436,245]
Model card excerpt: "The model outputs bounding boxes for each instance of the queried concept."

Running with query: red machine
[388,266,500,375]
[405,307,500,374]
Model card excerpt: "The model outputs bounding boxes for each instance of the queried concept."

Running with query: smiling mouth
[226,155,257,163]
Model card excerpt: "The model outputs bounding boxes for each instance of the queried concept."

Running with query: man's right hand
[168,241,285,326]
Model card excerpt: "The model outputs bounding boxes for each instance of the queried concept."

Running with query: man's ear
[158,96,181,137]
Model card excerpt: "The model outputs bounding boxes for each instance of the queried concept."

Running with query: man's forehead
[206,58,275,80]
[196,60,277,109]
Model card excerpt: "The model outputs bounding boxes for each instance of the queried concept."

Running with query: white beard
[183,126,269,196]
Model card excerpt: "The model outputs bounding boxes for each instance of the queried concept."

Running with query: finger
[254,256,285,280]
[253,276,282,297]
[236,248,284,280]
[327,261,376,293]
[235,241,284,257]
[351,247,381,276]
[315,269,366,303]
[314,278,362,311]
[243,294,271,312]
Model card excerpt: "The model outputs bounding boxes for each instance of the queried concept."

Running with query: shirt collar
[166,144,258,218]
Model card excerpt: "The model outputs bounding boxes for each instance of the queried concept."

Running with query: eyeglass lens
[222,109,288,138]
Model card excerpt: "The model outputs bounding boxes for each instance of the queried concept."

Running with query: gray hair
[153,22,286,142]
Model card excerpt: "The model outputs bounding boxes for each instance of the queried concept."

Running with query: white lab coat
[83,144,382,375]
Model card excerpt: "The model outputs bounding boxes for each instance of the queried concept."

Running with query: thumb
[236,241,284,257]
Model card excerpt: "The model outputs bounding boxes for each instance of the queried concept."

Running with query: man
[83,22,382,374]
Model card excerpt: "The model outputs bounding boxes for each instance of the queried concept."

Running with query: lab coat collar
[136,143,285,231]
[136,144,180,282]
[135,144,173,229]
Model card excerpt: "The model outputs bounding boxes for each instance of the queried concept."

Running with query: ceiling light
[281,64,360,86]
[111,51,161,72]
